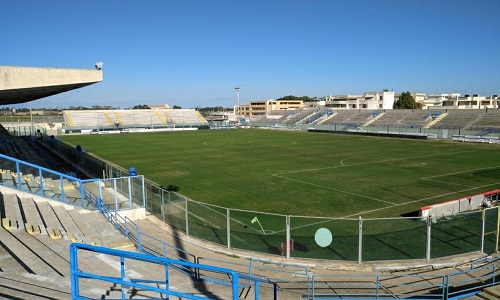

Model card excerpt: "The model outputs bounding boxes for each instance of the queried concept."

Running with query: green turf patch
[62,129,500,218]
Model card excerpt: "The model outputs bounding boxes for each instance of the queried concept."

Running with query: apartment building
[235,99,304,119]
[322,91,395,109]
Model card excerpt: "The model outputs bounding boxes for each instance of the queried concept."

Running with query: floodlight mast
[235,86,241,125]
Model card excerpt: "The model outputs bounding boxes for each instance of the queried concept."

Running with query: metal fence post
[79,179,85,207]
[358,216,363,264]
[113,178,118,210]
[481,209,486,253]
[497,207,500,253]
[185,197,189,236]
[286,215,291,259]
[161,190,165,222]
[141,175,146,207]
[128,177,133,208]
[427,215,432,261]
[227,208,231,249]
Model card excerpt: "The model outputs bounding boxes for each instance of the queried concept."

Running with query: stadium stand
[63,109,208,132]
[321,109,368,125]
[368,109,442,128]
[466,109,500,129]
[3,126,500,298]
[282,108,318,124]
[429,109,485,129]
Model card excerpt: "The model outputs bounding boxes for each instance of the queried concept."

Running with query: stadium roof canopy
[0,66,103,105]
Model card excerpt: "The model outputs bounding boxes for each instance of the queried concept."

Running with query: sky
[1,0,499,109]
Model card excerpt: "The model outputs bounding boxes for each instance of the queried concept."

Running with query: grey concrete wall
[0,66,103,90]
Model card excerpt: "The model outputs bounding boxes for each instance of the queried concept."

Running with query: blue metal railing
[3,144,500,299]
[310,262,500,299]
[0,153,144,211]
[70,243,252,300]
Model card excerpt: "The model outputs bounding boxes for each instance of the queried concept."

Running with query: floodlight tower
[234,86,241,124]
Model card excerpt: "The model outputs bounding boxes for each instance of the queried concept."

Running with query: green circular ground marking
[314,228,333,247]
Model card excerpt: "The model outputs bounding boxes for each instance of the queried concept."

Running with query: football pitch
[62,129,500,219]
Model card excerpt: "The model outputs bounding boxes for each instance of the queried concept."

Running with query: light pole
[234,86,241,125]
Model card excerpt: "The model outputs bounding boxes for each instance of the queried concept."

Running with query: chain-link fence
[37,133,500,262]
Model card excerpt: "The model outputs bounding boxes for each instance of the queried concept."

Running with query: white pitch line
[343,181,500,218]
[422,165,500,180]
[273,174,397,205]
[421,165,500,186]
[340,156,362,166]
[271,150,475,205]
[273,150,474,176]
[421,178,465,186]
[270,181,500,236]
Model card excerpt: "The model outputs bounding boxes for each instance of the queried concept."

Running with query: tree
[173,105,182,109]
[132,105,150,109]
[277,95,316,101]
[393,91,416,109]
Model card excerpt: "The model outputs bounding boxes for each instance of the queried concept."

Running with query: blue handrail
[70,243,274,299]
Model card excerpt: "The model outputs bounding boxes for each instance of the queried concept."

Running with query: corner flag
[251,217,258,224]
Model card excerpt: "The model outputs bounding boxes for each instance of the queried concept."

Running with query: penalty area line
[422,165,500,180]
[343,181,500,218]
[274,150,474,176]
[272,174,397,205]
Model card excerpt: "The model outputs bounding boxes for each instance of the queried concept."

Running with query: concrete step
[0,271,71,299]
[67,208,133,248]
[1,192,23,230]
[0,226,60,277]
[0,271,106,300]
[50,204,86,242]
[36,200,65,239]
[9,231,70,277]
[0,238,30,274]
[20,196,45,234]
[480,285,500,299]
[0,170,14,186]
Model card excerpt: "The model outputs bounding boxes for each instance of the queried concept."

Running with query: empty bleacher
[462,109,500,129]
[429,109,485,129]
[321,109,369,125]
[2,113,500,298]
[63,109,208,132]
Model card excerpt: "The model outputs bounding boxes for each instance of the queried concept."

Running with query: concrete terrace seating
[430,109,485,129]
[165,109,208,125]
[64,110,115,130]
[116,109,167,127]
[296,109,333,124]
[398,110,443,127]
[0,189,172,299]
[368,109,441,128]
[64,109,207,131]
[369,109,412,127]
[283,108,319,123]
[0,129,56,170]
[467,109,500,129]
[321,109,362,125]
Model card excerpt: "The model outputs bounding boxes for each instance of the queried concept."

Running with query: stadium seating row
[64,109,208,131]
[253,108,500,131]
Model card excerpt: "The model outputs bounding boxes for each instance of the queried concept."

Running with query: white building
[322,91,395,109]
[420,93,461,109]
[234,99,304,119]
[442,94,499,109]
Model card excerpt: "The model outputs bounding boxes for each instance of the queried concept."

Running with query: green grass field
[60,129,500,260]
[61,129,500,219]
